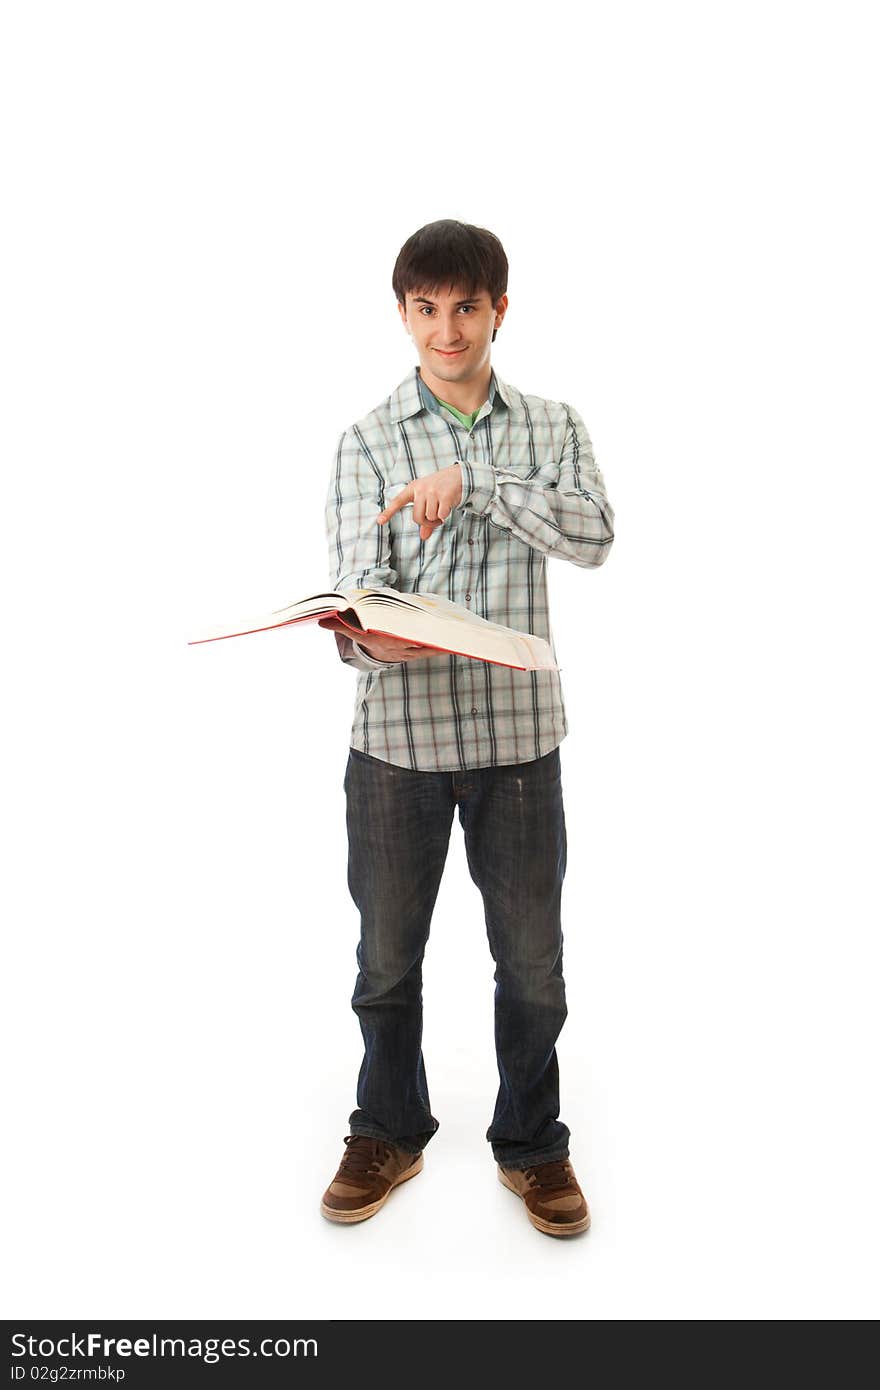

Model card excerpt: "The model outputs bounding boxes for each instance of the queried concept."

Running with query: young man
[318,220,614,1237]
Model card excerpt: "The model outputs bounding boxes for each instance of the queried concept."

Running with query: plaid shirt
[324,365,614,771]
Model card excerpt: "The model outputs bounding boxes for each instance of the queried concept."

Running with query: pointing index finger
[376,484,413,525]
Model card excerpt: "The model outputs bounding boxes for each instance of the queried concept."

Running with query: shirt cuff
[351,639,399,670]
[457,458,497,516]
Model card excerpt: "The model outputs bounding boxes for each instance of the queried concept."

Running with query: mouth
[434,348,467,358]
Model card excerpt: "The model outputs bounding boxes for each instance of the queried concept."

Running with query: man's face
[397,283,508,387]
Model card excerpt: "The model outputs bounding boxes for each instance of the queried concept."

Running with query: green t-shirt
[434,396,482,429]
[416,368,487,429]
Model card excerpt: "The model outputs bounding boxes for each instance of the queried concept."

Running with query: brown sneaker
[320,1135,424,1224]
[498,1157,591,1236]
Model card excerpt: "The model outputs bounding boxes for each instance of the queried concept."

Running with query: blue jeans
[342,744,571,1170]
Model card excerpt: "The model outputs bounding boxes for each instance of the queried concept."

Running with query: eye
[417,305,476,315]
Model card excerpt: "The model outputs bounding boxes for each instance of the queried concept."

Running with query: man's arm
[456,403,614,567]
[324,427,402,672]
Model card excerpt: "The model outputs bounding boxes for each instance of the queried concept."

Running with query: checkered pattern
[324,365,614,770]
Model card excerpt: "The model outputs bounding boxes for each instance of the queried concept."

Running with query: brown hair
[392,219,508,342]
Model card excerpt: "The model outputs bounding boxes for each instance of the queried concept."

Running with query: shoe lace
[338,1135,392,1178]
[524,1159,572,1191]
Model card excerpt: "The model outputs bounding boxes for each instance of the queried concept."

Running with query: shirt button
[468,539,474,546]
[471,707,478,717]
[465,591,472,602]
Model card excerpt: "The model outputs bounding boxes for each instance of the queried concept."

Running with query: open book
[188,587,559,671]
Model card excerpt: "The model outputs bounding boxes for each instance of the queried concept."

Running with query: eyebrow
[411,295,480,306]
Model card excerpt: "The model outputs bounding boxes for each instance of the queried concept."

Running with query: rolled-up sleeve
[458,404,614,568]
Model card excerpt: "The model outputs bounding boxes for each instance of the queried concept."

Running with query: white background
[2,0,877,1321]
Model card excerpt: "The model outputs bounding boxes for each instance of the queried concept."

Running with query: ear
[397,299,409,331]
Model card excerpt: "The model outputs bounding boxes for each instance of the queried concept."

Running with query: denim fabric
[342,743,571,1169]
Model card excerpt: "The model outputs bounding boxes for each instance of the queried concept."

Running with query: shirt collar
[389,364,516,424]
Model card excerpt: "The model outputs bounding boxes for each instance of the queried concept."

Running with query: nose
[433,312,465,347]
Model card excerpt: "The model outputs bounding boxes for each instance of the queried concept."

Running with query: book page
[359,589,534,637]
[354,590,557,670]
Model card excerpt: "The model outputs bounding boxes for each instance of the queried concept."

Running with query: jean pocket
[348,745,370,763]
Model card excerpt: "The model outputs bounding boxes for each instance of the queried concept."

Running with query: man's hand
[318,616,437,663]
[376,463,463,541]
